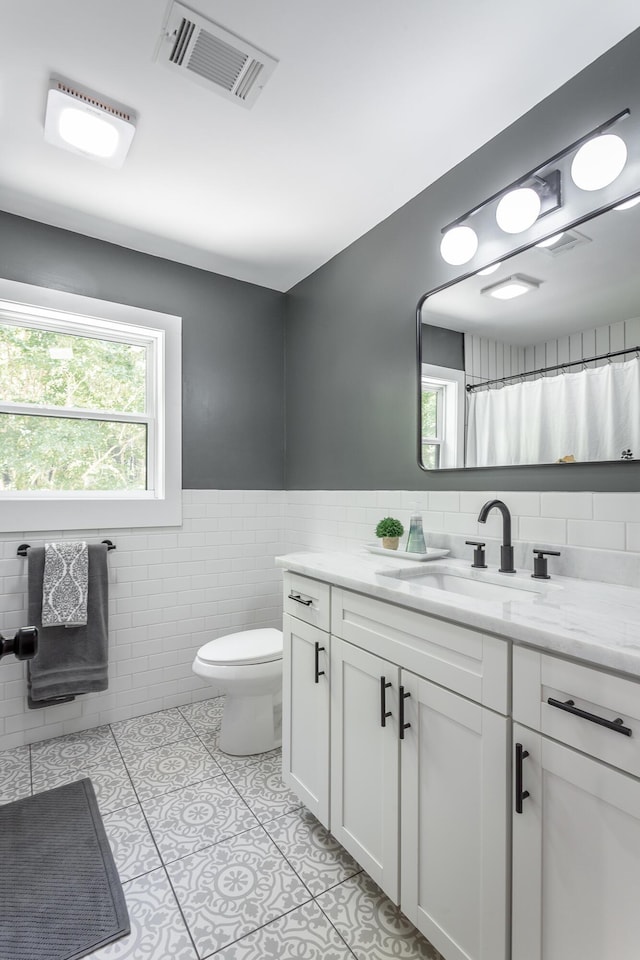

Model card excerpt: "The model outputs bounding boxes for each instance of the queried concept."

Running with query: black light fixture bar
[466,345,640,393]
[443,108,630,233]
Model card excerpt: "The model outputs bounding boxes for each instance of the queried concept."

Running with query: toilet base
[219,693,279,756]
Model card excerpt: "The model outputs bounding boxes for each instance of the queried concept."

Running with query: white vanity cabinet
[283,575,510,960]
[282,572,331,827]
[512,647,640,960]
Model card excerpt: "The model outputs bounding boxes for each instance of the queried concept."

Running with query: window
[421,364,465,469]
[0,279,181,531]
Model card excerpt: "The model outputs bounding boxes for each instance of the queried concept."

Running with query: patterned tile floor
[0,699,442,960]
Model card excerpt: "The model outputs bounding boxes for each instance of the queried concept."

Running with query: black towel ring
[17,540,116,557]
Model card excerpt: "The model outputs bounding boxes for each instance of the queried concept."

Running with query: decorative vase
[382,537,399,550]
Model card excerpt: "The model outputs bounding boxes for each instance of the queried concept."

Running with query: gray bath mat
[0,778,130,960]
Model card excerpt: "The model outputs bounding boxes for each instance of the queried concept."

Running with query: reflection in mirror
[419,195,640,470]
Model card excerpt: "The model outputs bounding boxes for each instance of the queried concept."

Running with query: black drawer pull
[288,592,313,606]
[515,742,530,814]
[547,697,632,737]
[380,677,392,727]
[399,685,411,740]
[314,641,325,683]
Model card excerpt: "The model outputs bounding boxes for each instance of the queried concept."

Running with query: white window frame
[421,363,465,469]
[0,278,182,531]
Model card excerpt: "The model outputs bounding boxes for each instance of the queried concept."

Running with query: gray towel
[27,543,109,708]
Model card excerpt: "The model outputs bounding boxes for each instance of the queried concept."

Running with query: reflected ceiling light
[44,79,136,168]
[536,232,565,248]
[615,195,640,210]
[570,134,627,191]
[439,225,478,265]
[48,346,74,360]
[477,262,501,276]
[481,274,541,300]
[495,187,541,234]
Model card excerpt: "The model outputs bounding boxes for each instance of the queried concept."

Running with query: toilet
[192,628,283,756]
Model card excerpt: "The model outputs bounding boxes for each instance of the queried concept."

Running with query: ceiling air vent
[537,229,592,257]
[156,2,278,108]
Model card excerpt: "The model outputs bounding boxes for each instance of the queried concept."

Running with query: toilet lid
[197,628,283,666]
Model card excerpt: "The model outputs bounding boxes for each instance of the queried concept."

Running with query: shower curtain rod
[465,345,640,393]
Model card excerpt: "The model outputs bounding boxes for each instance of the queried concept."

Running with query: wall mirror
[417,194,640,471]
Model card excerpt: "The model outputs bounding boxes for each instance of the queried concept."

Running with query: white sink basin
[380,566,548,603]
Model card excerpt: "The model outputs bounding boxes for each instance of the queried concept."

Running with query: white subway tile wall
[2,487,640,748]
[0,491,286,749]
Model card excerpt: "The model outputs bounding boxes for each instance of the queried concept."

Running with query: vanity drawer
[513,646,640,777]
[331,588,508,713]
[283,572,331,633]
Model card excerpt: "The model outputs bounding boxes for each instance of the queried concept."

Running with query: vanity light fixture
[570,134,627,191]
[481,274,541,300]
[44,79,137,168]
[439,109,630,265]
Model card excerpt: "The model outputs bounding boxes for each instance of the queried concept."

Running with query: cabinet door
[512,723,640,960]
[282,614,330,827]
[401,671,508,960]
[330,636,400,902]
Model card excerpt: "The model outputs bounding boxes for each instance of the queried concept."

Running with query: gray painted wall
[285,29,640,491]
[422,325,464,371]
[0,212,285,489]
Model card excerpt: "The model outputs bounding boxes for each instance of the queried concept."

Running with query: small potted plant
[375,517,404,551]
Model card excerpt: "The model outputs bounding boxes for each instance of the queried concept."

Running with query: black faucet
[477,499,516,573]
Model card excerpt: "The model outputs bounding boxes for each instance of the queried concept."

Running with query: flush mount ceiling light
[439,225,478,265]
[495,187,541,234]
[481,274,541,301]
[44,79,136,168]
[570,134,627,191]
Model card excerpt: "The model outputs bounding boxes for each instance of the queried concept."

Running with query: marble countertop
[276,550,640,680]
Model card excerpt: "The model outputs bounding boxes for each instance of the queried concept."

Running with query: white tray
[365,544,450,562]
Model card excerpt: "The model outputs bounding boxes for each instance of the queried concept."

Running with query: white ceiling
[2,0,640,292]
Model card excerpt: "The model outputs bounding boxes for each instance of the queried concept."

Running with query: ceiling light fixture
[44,79,136,168]
[439,225,478,265]
[477,262,501,276]
[570,134,627,191]
[481,274,541,300]
[439,108,630,265]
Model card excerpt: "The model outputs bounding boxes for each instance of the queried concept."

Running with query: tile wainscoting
[2,487,640,748]
[0,491,286,749]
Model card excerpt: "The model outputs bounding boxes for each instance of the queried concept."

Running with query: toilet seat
[196,628,282,667]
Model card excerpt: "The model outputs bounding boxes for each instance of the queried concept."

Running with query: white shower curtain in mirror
[466,356,640,467]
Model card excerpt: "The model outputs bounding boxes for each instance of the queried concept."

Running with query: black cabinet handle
[399,685,411,740]
[289,592,313,606]
[380,677,392,727]
[515,742,530,814]
[547,697,632,737]
[314,641,325,683]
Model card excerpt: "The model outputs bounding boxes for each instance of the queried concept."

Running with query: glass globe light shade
[477,262,501,276]
[615,196,640,211]
[536,232,564,249]
[570,134,627,191]
[440,225,478,265]
[495,187,541,234]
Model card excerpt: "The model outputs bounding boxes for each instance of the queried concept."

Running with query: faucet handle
[465,540,487,569]
[531,548,561,580]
